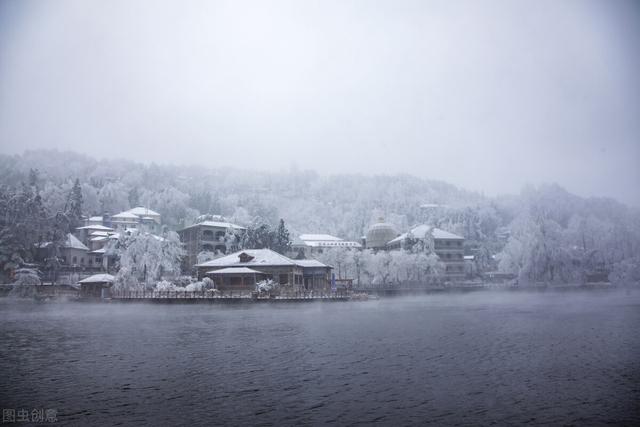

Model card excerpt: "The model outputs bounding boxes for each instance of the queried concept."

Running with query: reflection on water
[1,291,639,425]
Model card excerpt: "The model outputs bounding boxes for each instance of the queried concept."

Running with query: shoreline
[0,282,625,304]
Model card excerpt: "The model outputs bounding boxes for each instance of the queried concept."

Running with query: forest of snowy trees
[1,149,639,288]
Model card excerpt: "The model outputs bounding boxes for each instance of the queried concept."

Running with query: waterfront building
[78,273,114,298]
[196,249,332,292]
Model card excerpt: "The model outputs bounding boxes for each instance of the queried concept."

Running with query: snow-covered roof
[431,228,464,240]
[89,248,106,254]
[464,255,475,260]
[299,234,343,242]
[388,225,464,245]
[206,267,263,275]
[126,207,161,217]
[295,259,330,268]
[180,221,246,231]
[111,211,140,220]
[79,274,114,283]
[88,216,103,221]
[63,234,89,251]
[89,231,111,237]
[196,249,297,268]
[76,224,114,231]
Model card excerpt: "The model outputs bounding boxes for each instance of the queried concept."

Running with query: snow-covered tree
[98,181,129,214]
[609,257,640,289]
[9,267,41,297]
[197,250,217,264]
[272,219,291,254]
[110,230,184,290]
[256,279,278,294]
[128,187,140,208]
[65,178,83,231]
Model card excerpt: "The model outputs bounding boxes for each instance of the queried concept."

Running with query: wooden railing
[110,289,351,300]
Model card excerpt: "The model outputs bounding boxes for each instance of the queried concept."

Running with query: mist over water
[1,291,639,425]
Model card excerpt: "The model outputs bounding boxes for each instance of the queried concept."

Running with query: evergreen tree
[241,218,273,250]
[273,219,291,254]
[65,178,83,231]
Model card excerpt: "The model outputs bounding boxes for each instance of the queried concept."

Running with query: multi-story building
[36,233,91,268]
[110,207,161,233]
[82,207,162,234]
[177,220,246,271]
[386,224,465,279]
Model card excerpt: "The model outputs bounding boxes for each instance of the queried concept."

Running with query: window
[279,274,289,284]
[72,256,77,264]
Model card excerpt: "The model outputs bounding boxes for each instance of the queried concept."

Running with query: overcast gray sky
[0,0,638,205]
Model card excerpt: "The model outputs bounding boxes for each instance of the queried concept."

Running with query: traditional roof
[180,221,246,231]
[196,249,297,268]
[79,274,114,284]
[295,259,330,268]
[89,248,106,254]
[206,267,263,275]
[63,234,89,251]
[387,225,464,245]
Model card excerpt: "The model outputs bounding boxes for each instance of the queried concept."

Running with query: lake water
[1,291,639,426]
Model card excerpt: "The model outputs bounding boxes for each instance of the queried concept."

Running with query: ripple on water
[0,292,639,425]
